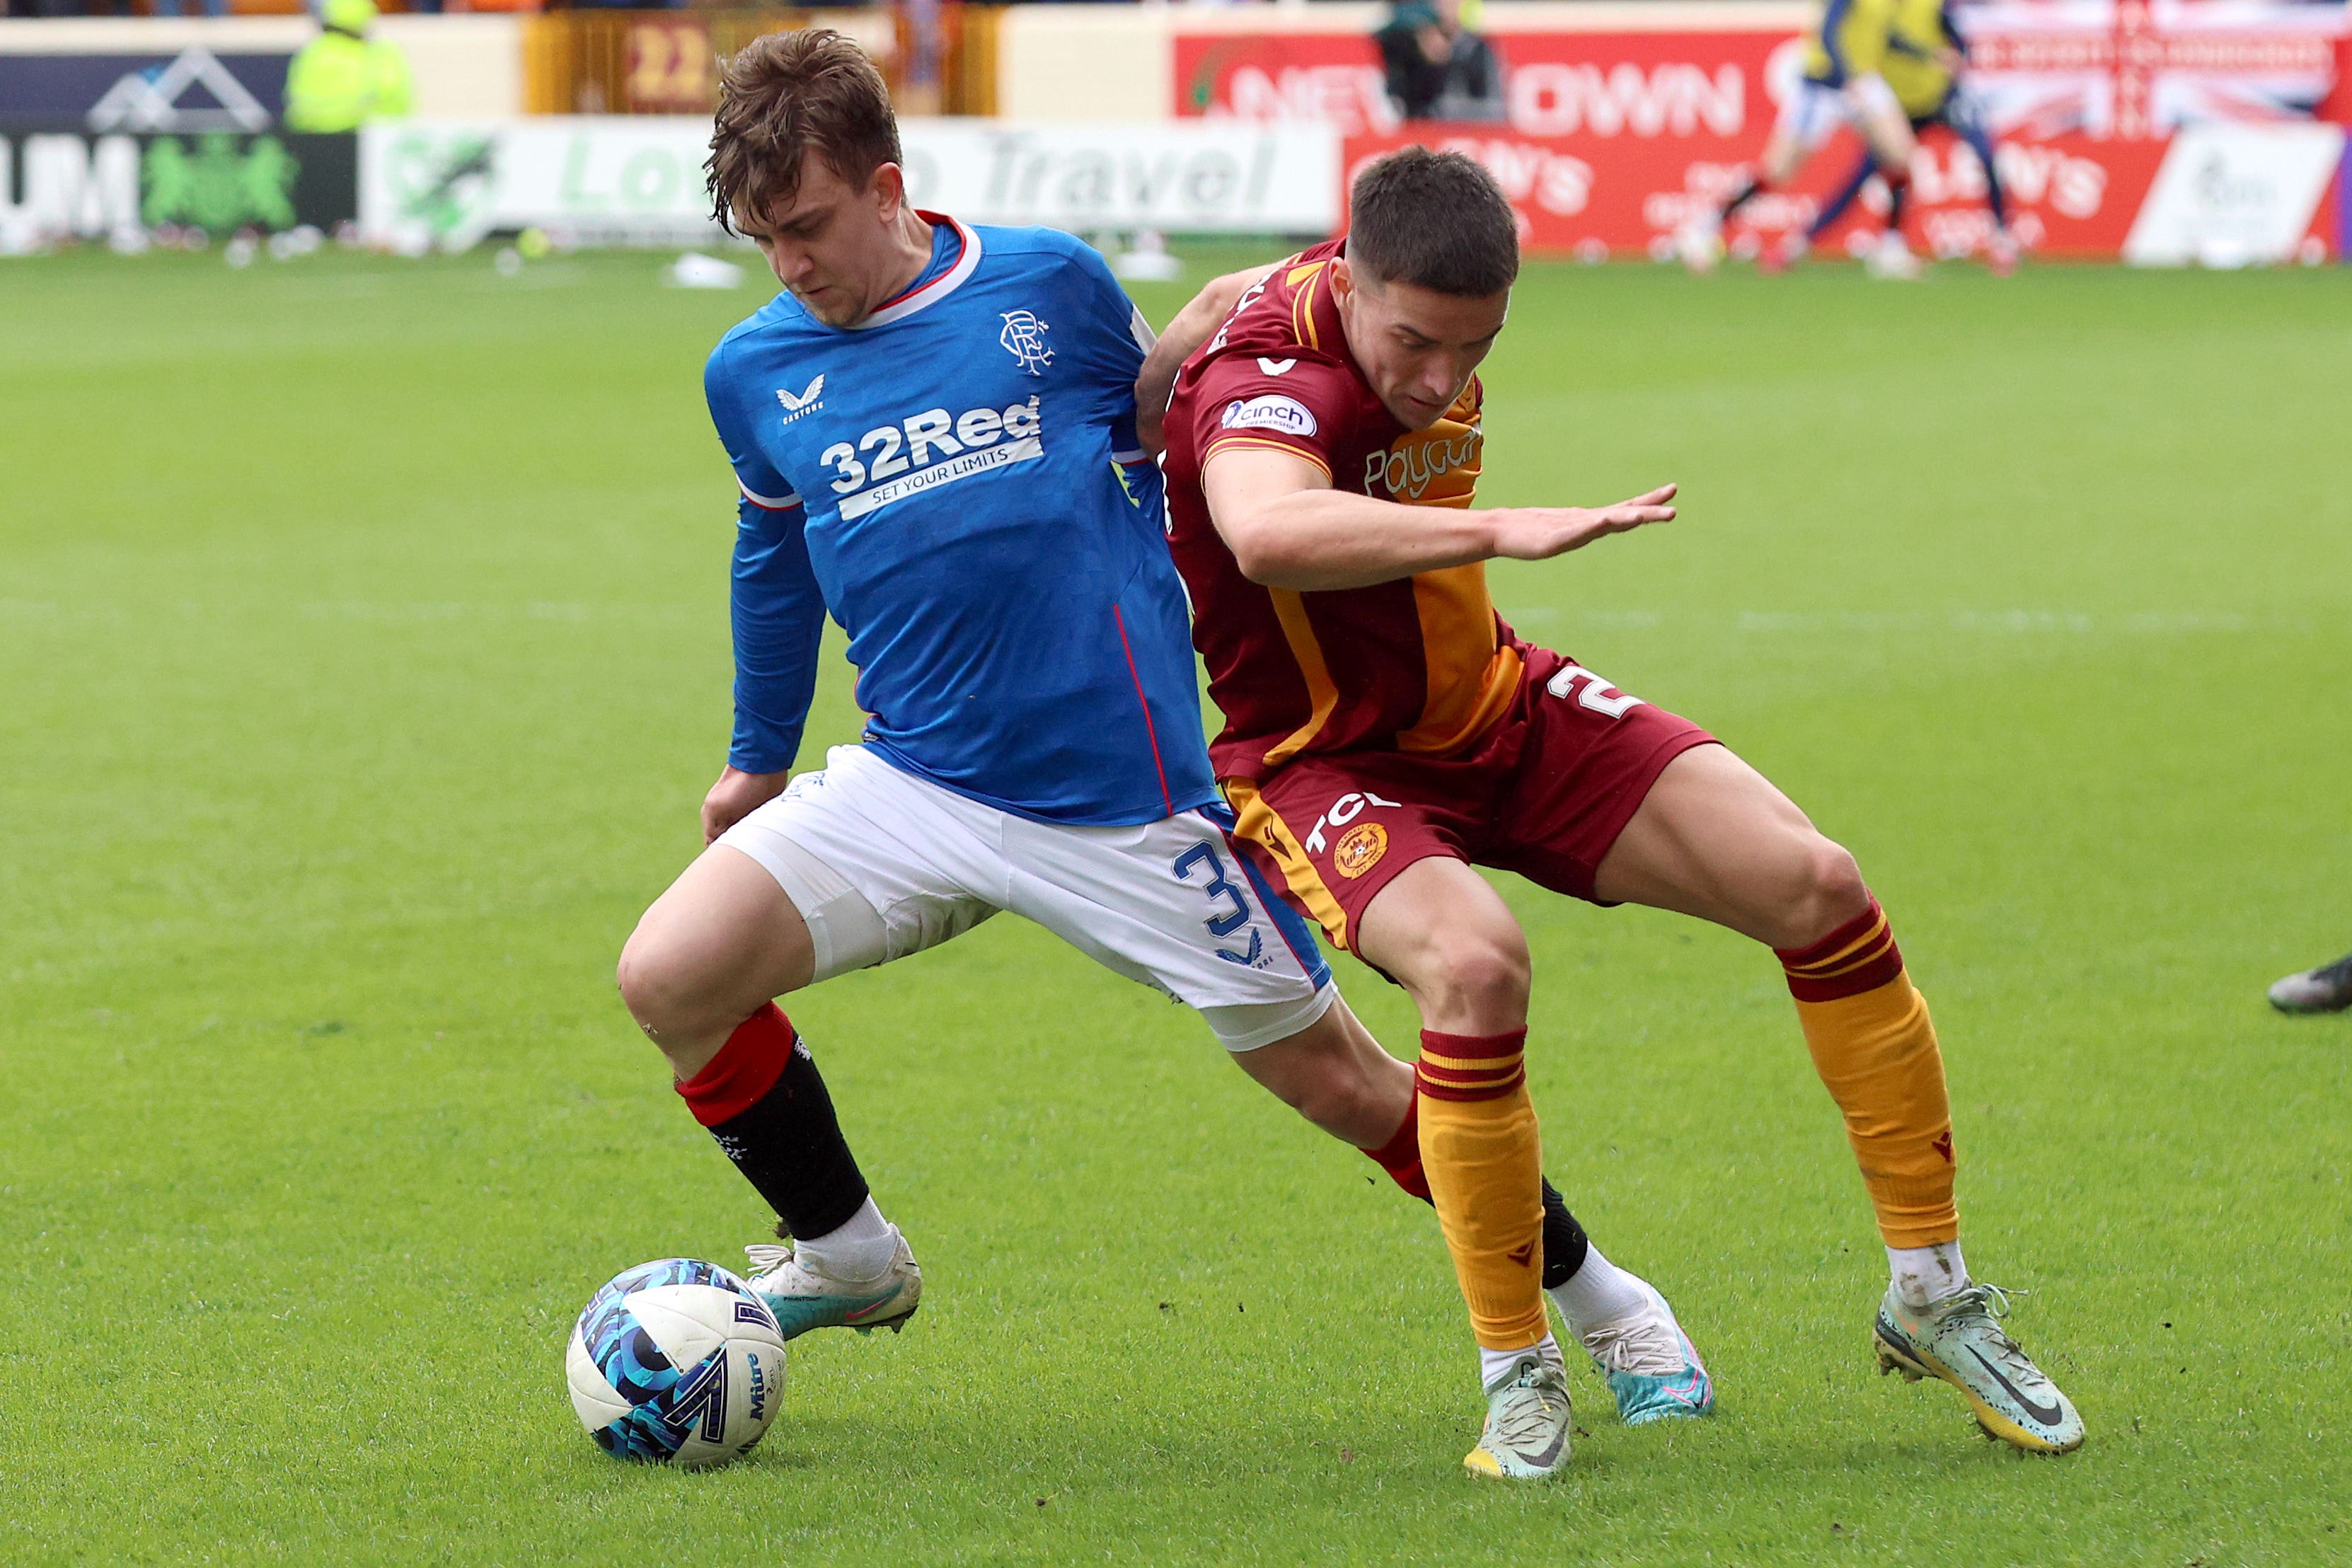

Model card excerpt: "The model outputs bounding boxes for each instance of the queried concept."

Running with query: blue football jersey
[703,215,1217,827]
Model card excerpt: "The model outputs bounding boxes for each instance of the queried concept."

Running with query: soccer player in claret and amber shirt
[1146,146,2082,1478]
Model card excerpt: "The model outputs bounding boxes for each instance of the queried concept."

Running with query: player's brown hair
[706,29,901,234]
[1347,147,1520,296]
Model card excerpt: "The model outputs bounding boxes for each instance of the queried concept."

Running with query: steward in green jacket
[284,0,415,134]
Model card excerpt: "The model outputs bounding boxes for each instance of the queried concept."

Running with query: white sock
[1479,1333,1563,1392]
[1545,1243,1649,1340]
[1887,1239,1968,1308]
[792,1195,899,1281]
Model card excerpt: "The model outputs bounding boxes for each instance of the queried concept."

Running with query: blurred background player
[1792,0,2019,274]
[1375,0,1506,125]
[1157,147,2082,1477]
[613,32,1702,1437]
[282,0,415,135]
[1682,0,1925,278]
[2269,950,2352,1013]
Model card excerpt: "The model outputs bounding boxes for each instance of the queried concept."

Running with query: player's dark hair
[708,29,902,235]
[1346,147,1519,296]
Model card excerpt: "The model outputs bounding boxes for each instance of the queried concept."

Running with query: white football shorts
[1776,74,1904,150]
[716,744,1337,1053]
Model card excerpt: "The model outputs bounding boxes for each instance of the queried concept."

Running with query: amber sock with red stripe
[1361,1097,1593,1289]
[1415,1028,1548,1352]
[675,1003,870,1242]
[1777,899,1958,1248]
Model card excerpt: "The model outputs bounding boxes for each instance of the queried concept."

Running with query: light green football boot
[1463,1351,1574,1481]
[742,1233,922,1342]
[1874,1282,2083,1453]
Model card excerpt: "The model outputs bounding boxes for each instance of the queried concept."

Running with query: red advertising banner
[1177,29,1791,142]
[1179,4,2345,260]
[1174,4,2346,140]
[1337,123,2173,259]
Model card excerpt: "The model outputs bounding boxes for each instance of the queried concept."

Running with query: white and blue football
[566,1259,787,1468]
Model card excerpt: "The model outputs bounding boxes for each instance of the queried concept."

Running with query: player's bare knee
[616,928,718,1042]
[1412,928,1532,1031]
[613,935,672,1033]
[1777,837,1871,948]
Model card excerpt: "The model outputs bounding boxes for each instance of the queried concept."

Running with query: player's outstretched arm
[1134,263,1280,460]
[1204,448,1676,592]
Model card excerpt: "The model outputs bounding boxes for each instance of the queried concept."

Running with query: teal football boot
[742,1232,922,1342]
[1574,1278,1714,1425]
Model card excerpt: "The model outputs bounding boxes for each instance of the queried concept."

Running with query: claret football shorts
[1223,646,1719,955]
[716,744,1336,1052]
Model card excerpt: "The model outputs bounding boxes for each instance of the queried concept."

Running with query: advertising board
[1,129,355,243]
[0,45,287,135]
[1337,123,2181,258]
[357,117,1339,250]
[1179,1,2346,259]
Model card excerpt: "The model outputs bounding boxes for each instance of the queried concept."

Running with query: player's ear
[1330,255,1353,302]
[870,161,908,221]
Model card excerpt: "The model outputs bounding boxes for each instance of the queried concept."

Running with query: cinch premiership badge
[1333,822,1388,880]
[1221,395,1318,437]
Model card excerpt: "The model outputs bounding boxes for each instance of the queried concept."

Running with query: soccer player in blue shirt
[612,31,1710,1465]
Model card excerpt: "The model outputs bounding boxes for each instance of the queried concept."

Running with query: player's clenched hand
[701,766,790,845]
[1484,485,1676,563]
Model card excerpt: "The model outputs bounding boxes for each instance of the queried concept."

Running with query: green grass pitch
[3,241,2347,1565]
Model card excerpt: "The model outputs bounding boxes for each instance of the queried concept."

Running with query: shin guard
[1778,901,1958,1248]
[676,1003,870,1241]
[1416,1029,1549,1352]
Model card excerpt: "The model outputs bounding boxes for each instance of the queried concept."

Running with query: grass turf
[1,241,2347,1565]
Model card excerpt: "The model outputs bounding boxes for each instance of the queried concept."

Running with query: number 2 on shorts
[1546,662,1645,718]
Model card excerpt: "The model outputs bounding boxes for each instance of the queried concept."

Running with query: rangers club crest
[999,311,1053,375]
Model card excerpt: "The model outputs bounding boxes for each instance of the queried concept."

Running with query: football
[565,1259,788,1468]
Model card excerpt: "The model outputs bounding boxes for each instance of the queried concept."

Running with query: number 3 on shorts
[1547,662,1645,719]
[1172,842,1264,968]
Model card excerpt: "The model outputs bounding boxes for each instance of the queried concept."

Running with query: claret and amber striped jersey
[1161,237,1523,783]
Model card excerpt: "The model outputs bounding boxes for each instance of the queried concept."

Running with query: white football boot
[1574,1277,1714,1424]
[743,1231,923,1342]
[1676,209,1726,275]
[1866,231,1925,280]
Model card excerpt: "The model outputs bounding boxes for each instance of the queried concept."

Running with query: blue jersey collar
[846,212,982,331]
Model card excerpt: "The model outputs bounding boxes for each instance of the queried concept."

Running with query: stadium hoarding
[1337,122,2339,262]
[0,129,357,244]
[1176,0,2347,141]
[0,44,289,136]
[1183,0,2347,260]
[2121,120,2346,263]
[357,117,1339,250]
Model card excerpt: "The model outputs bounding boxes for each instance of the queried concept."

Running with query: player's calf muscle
[1232,1003,1412,1148]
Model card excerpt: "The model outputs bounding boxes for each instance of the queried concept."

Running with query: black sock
[1541,1180,1590,1289]
[1884,171,1911,235]
[678,1005,870,1240]
[1720,175,1764,221]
